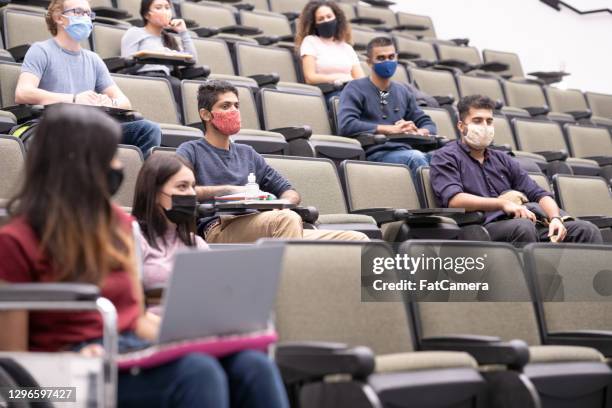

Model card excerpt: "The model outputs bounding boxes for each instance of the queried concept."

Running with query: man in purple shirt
[430,95,602,245]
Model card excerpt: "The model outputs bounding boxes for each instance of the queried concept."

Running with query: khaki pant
[205,210,369,243]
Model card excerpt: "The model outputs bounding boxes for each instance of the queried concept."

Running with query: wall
[391,0,612,94]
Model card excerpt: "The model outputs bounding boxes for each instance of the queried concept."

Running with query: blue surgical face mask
[373,60,398,79]
[64,15,93,42]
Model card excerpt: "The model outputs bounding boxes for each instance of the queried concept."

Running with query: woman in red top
[0,104,288,408]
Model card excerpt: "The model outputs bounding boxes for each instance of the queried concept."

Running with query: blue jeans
[367,147,431,181]
[120,119,161,157]
[118,350,289,408]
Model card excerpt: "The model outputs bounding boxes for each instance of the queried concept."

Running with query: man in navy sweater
[338,37,437,179]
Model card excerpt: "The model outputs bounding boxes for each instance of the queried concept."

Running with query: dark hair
[8,104,134,284]
[457,95,496,121]
[295,1,352,51]
[197,80,238,112]
[366,36,394,58]
[140,0,180,51]
[132,153,197,250]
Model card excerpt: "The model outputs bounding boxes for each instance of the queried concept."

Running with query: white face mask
[464,123,494,150]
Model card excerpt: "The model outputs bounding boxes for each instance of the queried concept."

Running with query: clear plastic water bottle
[245,172,260,199]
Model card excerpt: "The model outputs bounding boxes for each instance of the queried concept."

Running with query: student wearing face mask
[176,80,369,243]
[430,95,602,246]
[131,153,208,291]
[338,37,436,181]
[121,0,198,105]
[295,1,364,102]
[14,0,162,157]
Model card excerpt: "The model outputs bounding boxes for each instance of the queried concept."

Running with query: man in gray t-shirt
[15,0,161,156]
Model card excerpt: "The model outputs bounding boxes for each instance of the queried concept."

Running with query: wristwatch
[549,216,563,223]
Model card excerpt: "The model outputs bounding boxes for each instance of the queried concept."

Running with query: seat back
[191,38,235,75]
[181,80,260,129]
[436,44,482,66]
[246,0,271,11]
[417,166,439,208]
[111,74,180,124]
[409,67,459,100]
[351,26,390,50]
[274,241,415,355]
[239,10,292,37]
[482,49,524,77]
[524,244,612,339]
[423,107,457,140]
[0,62,22,107]
[336,2,356,20]
[268,0,308,14]
[528,172,551,192]
[503,81,547,109]
[356,4,397,27]
[585,92,612,119]
[544,87,588,114]
[116,0,141,20]
[394,35,438,63]
[259,88,331,134]
[564,124,612,158]
[263,156,348,214]
[492,114,517,149]
[0,136,25,200]
[396,12,436,38]
[180,2,237,28]
[235,43,298,83]
[457,75,506,104]
[401,240,541,346]
[113,145,143,208]
[513,119,567,153]
[553,175,612,217]
[92,23,127,59]
[3,9,90,50]
[341,161,421,211]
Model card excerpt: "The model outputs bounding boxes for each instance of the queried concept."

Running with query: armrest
[533,150,568,162]
[275,341,375,384]
[477,61,509,72]
[2,104,41,122]
[361,0,396,7]
[234,3,255,10]
[450,38,470,46]
[219,25,262,36]
[197,203,217,217]
[436,59,473,73]
[527,71,569,85]
[292,206,319,224]
[254,35,280,46]
[524,106,550,117]
[433,95,455,106]
[446,211,485,226]
[192,27,221,38]
[354,133,387,147]
[184,19,198,29]
[282,12,299,21]
[547,330,612,357]
[584,156,612,167]
[7,44,30,63]
[268,126,312,141]
[91,6,131,19]
[0,283,99,302]
[397,51,421,60]
[394,24,429,32]
[278,34,295,42]
[315,82,345,94]
[566,110,592,121]
[385,133,439,150]
[248,73,280,87]
[578,216,612,229]
[178,65,210,80]
[421,336,530,370]
[350,207,463,226]
[349,17,385,25]
[104,57,135,72]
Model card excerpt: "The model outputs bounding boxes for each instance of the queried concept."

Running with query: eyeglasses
[62,8,96,19]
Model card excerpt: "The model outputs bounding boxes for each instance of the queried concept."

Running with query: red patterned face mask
[210,109,241,136]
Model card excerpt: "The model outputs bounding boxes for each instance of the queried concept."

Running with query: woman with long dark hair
[295,0,364,100]
[0,104,288,408]
[121,0,197,103]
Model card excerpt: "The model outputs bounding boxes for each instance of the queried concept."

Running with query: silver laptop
[157,245,284,344]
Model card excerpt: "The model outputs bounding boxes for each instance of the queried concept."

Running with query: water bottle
[245,172,260,199]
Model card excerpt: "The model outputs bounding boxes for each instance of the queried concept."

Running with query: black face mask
[315,19,337,39]
[164,194,197,225]
[107,168,124,196]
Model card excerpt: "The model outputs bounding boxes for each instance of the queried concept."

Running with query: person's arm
[194,185,245,201]
[0,311,28,351]
[15,72,75,105]
[120,27,142,59]
[337,82,379,136]
[538,195,561,220]
[101,84,131,109]
[179,31,198,63]
[351,62,365,80]
[280,189,301,205]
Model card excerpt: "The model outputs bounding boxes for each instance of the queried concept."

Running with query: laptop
[156,245,285,344]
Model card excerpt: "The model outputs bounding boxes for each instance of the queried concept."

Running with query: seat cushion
[276,82,322,97]
[592,116,612,127]
[566,157,599,167]
[375,351,477,373]
[528,345,605,364]
[317,213,377,225]
[160,123,203,134]
[311,134,362,146]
